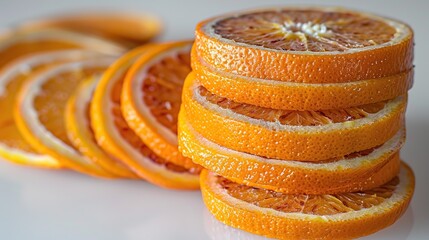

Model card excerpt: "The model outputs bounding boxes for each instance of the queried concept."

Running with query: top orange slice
[122,41,200,170]
[195,7,413,83]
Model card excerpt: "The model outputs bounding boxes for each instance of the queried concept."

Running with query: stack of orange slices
[178,7,416,239]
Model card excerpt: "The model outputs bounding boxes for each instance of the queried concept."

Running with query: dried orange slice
[19,12,162,48]
[195,7,413,83]
[0,50,112,168]
[0,28,125,69]
[182,73,406,161]
[15,58,118,177]
[201,162,415,239]
[122,41,199,169]
[91,46,199,189]
[65,76,138,178]
[179,110,403,194]
[192,49,413,110]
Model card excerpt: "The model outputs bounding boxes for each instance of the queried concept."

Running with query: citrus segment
[182,73,406,161]
[15,58,118,177]
[195,7,413,83]
[201,162,414,239]
[65,76,138,178]
[0,50,109,168]
[91,46,199,189]
[122,41,200,169]
[192,49,413,110]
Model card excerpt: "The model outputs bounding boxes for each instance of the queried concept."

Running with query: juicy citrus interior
[198,86,386,126]
[142,51,191,134]
[111,75,199,174]
[212,9,396,52]
[218,174,398,215]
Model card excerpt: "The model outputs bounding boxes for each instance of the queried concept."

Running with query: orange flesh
[142,51,192,134]
[218,175,398,215]
[213,10,396,52]
[34,67,105,146]
[111,75,199,174]
[0,41,79,68]
[198,86,386,126]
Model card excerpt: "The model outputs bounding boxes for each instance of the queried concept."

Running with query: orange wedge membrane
[201,162,414,239]
[195,7,413,83]
[0,50,110,168]
[15,58,118,177]
[65,76,138,178]
[182,73,406,161]
[179,109,403,194]
[91,46,199,189]
[122,41,199,169]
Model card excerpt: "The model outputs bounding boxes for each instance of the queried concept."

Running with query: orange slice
[0,50,113,168]
[0,28,125,69]
[65,76,138,178]
[122,41,199,170]
[182,73,406,161]
[192,48,413,110]
[201,162,415,239]
[91,46,199,189]
[195,7,413,83]
[179,110,403,194]
[19,12,162,48]
[15,58,118,177]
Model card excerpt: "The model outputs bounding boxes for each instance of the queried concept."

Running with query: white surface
[0,0,428,239]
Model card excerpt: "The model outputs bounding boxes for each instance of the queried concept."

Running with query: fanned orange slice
[0,50,112,168]
[91,46,199,189]
[65,76,138,178]
[15,58,118,177]
[122,41,199,169]
[19,12,162,48]
[0,28,125,68]
[195,7,413,83]
[192,48,413,110]
[182,73,406,161]
[201,162,414,239]
[179,110,403,194]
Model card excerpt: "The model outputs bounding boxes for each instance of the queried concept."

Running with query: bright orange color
[194,7,413,83]
[15,58,117,178]
[182,73,406,161]
[179,110,403,194]
[91,45,200,189]
[201,162,415,239]
[65,76,138,178]
[122,41,200,170]
[192,48,413,110]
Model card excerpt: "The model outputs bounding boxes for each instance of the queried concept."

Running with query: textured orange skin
[121,41,200,170]
[65,79,138,179]
[182,73,406,161]
[178,110,402,194]
[91,45,199,189]
[195,9,414,84]
[200,163,415,240]
[192,47,414,111]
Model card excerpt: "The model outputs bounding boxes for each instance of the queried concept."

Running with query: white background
[0,0,428,239]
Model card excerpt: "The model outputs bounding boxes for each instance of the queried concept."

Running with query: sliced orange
[0,28,125,69]
[15,58,118,178]
[179,110,403,194]
[195,7,413,83]
[91,46,199,189]
[182,73,406,161]
[65,76,138,178]
[192,48,413,110]
[201,162,415,239]
[18,12,162,48]
[0,50,114,168]
[122,41,199,170]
